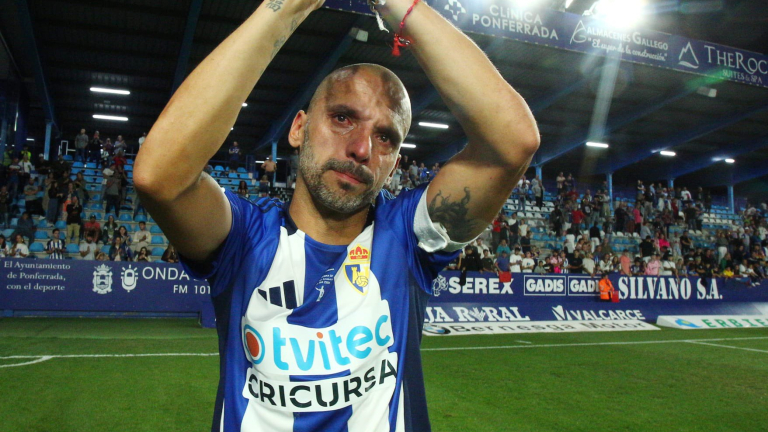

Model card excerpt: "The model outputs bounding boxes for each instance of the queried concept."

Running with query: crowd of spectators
[446,172,768,287]
[0,129,178,263]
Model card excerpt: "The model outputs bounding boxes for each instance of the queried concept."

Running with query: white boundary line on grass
[419,336,768,352]
[685,341,768,354]
[2,336,768,368]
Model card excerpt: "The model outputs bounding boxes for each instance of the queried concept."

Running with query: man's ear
[288,111,308,149]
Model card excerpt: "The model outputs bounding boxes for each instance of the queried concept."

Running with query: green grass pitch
[1,318,767,431]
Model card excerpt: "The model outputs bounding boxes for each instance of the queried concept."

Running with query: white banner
[656,315,768,330]
[422,320,658,336]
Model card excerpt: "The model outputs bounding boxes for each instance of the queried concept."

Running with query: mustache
[322,159,374,185]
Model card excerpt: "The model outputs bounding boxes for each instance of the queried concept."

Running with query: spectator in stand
[22,177,44,218]
[104,173,122,217]
[656,232,670,255]
[65,196,83,244]
[114,135,128,155]
[632,205,643,234]
[582,252,595,276]
[138,132,147,150]
[45,179,61,224]
[161,244,179,263]
[101,215,118,245]
[13,212,36,246]
[289,148,299,188]
[532,176,544,208]
[109,236,132,261]
[520,231,532,254]
[10,233,30,258]
[7,157,21,200]
[680,187,692,205]
[509,247,523,273]
[0,234,9,257]
[620,250,632,276]
[0,186,9,229]
[521,251,535,273]
[496,239,511,256]
[136,247,151,262]
[133,194,148,220]
[46,229,66,259]
[639,221,652,240]
[473,238,491,256]
[661,252,677,277]
[88,131,102,165]
[228,141,241,172]
[589,222,601,249]
[598,253,613,275]
[480,250,495,272]
[101,163,115,205]
[680,230,692,255]
[84,215,101,244]
[258,175,270,197]
[103,138,114,160]
[75,129,89,162]
[237,180,250,199]
[116,226,131,248]
[494,250,511,282]
[80,234,98,260]
[631,257,645,275]
[645,253,661,275]
[132,221,151,252]
[73,172,88,204]
[261,156,277,185]
[113,150,127,173]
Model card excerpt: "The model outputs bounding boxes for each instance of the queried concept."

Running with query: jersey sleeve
[179,188,265,297]
[392,184,466,295]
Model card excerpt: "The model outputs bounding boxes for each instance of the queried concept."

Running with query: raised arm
[379,1,540,242]
[133,0,322,262]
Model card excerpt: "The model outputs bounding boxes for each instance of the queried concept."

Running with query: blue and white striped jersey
[182,184,457,432]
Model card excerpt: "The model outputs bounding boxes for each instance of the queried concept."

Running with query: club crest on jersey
[345,245,370,295]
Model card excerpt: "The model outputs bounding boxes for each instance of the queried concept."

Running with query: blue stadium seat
[35,231,49,240]
[151,247,165,257]
[214,165,225,171]
[30,242,45,253]
[123,225,133,232]
[63,155,73,161]
[84,169,96,176]
[124,165,133,171]
[151,236,165,245]
[150,225,163,234]
[119,214,132,222]
[85,162,97,169]
[237,167,247,173]
[66,243,80,254]
[72,161,84,168]
[37,219,49,228]
[101,245,111,254]
[239,173,250,179]
[127,159,134,165]
[2,228,14,238]
[134,215,147,223]
[71,168,81,174]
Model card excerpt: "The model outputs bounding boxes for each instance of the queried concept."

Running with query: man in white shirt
[132,221,151,252]
[521,251,535,273]
[80,235,98,260]
[509,247,523,273]
[473,238,491,256]
[518,218,528,237]
[582,252,596,276]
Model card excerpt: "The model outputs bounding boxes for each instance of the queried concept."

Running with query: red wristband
[392,0,420,56]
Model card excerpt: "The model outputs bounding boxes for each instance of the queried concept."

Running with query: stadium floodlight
[26,138,35,141]
[586,141,609,148]
[725,158,735,164]
[90,87,130,95]
[242,103,248,107]
[93,114,129,122]
[585,0,646,28]
[418,121,449,129]
[401,143,417,148]
[660,150,676,157]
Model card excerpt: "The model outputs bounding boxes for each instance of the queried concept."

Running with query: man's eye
[334,114,348,123]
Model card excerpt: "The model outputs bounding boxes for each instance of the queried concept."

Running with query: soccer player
[134,0,539,430]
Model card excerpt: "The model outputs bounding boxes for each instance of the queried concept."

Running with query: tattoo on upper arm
[428,188,482,241]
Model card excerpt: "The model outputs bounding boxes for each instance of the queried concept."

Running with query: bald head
[308,63,411,138]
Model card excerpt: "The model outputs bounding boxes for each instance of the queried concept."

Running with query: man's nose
[345,127,372,163]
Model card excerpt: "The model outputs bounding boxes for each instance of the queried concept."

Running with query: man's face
[52,230,60,239]
[290,67,409,215]
[86,236,93,244]
[139,222,146,230]
[80,129,85,134]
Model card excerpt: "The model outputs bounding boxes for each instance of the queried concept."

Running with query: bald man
[134,0,538,430]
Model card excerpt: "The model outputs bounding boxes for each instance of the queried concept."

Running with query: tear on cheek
[337,125,355,136]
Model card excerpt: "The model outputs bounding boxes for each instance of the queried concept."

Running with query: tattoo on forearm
[271,35,287,58]
[266,0,284,12]
[428,188,481,241]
